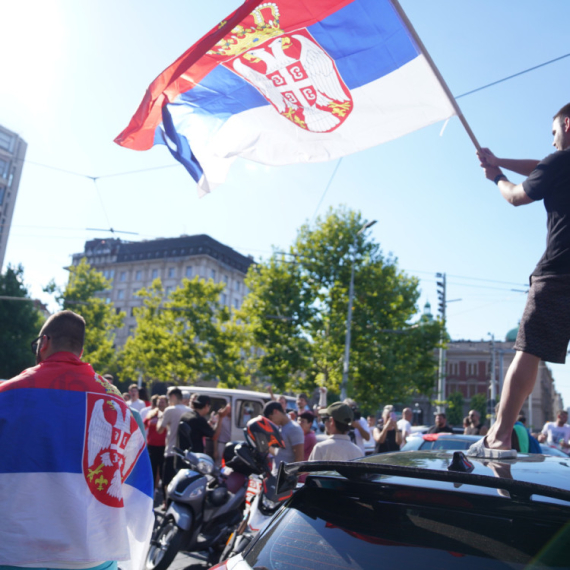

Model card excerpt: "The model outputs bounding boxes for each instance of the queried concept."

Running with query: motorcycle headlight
[261,495,279,510]
[197,459,214,474]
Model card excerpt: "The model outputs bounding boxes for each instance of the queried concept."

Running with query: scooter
[145,425,247,570]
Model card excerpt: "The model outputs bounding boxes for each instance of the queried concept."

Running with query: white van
[177,387,296,443]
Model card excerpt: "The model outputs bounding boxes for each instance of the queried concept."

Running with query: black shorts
[514,274,570,363]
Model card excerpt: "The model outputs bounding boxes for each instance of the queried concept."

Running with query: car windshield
[244,483,569,569]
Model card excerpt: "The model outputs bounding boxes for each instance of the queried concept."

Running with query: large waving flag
[0,355,154,570]
[116,0,467,195]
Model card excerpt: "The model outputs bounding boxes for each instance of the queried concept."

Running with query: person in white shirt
[128,383,146,412]
[397,407,413,448]
[344,398,370,454]
[538,410,570,451]
[157,388,190,496]
[309,402,362,461]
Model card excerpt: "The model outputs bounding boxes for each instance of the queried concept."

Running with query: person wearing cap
[309,402,362,461]
[178,394,230,454]
[344,398,371,454]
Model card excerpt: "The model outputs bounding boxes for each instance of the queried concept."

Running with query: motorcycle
[145,424,247,570]
[220,417,293,561]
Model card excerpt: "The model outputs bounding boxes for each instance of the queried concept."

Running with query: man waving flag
[116,0,474,195]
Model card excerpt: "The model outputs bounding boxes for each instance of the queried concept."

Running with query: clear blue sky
[2,1,570,407]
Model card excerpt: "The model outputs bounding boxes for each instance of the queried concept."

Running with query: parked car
[400,433,570,457]
[211,450,570,569]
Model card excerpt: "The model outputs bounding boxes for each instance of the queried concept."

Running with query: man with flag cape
[0,310,154,570]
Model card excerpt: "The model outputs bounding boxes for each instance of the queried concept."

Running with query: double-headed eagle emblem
[84,395,145,507]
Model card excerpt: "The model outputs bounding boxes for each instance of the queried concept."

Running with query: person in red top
[297,411,318,460]
[143,394,168,489]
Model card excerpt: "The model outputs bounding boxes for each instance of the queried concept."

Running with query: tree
[240,206,444,409]
[121,277,248,386]
[0,265,43,378]
[446,391,465,427]
[48,258,124,373]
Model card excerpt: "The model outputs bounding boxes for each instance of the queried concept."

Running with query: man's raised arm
[477,148,535,207]
[478,148,540,176]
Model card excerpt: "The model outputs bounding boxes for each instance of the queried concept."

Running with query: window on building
[131,307,136,317]
[168,267,176,278]
[0,187,5,205]
[221,293,227,305]
[132,288,139,297]
[136,270,142,281]
[166,286,173,295]
[467,362,477,376]
[0,131,15,152]
[105,297,112,304]
[0,158,9,179]
[233,299,239,309]
[223,275,229,283]
[118,290,124,300]
[109,270,115,279]
[115,307,122,315]
[152,269,159,279]
[185,266,193,278]
[211,269,216,281]
[235,281,240,292]
[120,271,127,282]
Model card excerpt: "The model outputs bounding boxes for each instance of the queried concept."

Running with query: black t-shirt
[427,424,453,434]
[178,410,215,453]
[375,429,399,454]
[522,148,570,276]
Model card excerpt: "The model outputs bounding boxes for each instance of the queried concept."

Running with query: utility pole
[436,273,446,413]
[340,219,377,401]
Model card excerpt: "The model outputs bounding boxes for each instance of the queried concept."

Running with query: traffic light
[436,272,446,319]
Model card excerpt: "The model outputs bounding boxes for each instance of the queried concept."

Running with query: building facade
[70,234,254,346]
[0,125,27,270]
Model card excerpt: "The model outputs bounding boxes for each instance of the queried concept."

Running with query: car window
[244,485,569,569]
[236,399,263,428]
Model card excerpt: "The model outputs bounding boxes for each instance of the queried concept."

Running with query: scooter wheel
[145,517,191,570]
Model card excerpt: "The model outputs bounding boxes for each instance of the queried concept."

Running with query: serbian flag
[115,0,459,195]
[0,354,154,570]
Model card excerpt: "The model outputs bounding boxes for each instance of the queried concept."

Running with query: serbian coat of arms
[82,392,145,508]
[210,3,353,133]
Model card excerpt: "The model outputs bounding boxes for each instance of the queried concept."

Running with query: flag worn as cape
[115,0,457,195]
[0,353,154,570]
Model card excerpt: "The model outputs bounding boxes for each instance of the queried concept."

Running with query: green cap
[319,401,354,426]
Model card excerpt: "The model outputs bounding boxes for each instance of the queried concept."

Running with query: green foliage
[0,265,43,378]
[121,277,248,386]
[446,391,465,427]
[469,392,487,421]
[51,258,124,372]
[240,206,444,409]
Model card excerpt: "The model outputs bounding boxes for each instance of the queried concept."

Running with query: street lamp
[340,219,377,401]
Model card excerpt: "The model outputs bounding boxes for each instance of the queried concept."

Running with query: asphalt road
[169,551,216,570]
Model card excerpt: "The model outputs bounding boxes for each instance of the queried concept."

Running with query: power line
[455,52,570,99]
[311,158,343,224]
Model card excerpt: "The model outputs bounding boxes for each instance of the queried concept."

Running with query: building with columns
[70,234,254,347]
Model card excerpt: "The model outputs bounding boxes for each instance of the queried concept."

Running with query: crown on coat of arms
[208,3,283,58]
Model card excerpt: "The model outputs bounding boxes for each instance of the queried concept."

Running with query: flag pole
[391,0,481,151]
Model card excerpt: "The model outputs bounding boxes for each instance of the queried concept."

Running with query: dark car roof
[358,450,570,505]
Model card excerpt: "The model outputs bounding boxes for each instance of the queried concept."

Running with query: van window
[236,400,263,428]
[208,397,228,413]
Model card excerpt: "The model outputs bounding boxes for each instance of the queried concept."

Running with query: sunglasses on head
[30,335,50,354]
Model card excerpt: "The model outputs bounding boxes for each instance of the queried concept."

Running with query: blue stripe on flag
[125,447,153,498]
[308,0,419,89]
[0,388,86,474]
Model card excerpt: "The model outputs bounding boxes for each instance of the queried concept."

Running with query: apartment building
[70,234,254,346]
